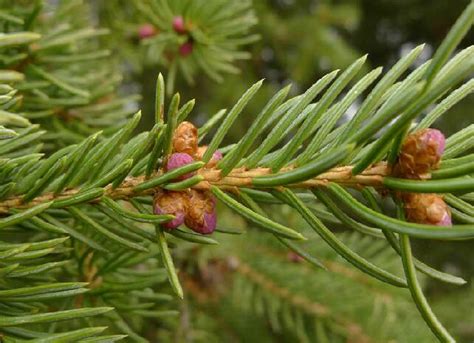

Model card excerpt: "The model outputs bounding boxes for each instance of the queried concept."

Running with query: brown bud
[195,145,223,168]
[195,146,206,160]
[172,121,198,155]
[154,191,189,230]
[395,129,446,179]
[184,189,217,234]
[403,193,451,226]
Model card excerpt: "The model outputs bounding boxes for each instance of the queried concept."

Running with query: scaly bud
[196,146,222,168]
[403,193,452,226]
[138,24,157,39]
[396,128,446,178]
[185,190,217,234]
[154,191,188,230]
[166,153,195,180]
[172,121,198,155]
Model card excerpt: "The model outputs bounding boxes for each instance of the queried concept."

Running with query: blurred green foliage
[124,0,472,138]
[0,1,462,341]
[93,0,473,341]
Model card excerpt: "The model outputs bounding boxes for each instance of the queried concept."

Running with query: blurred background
[93,0,473,341]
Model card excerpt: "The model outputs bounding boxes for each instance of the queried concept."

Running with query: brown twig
[0,162,390,214]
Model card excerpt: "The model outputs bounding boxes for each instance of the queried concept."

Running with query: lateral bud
[395,128,446,178]
[402,193,451,226]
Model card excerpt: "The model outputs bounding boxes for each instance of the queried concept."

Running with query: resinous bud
[184,190,217,234]
[154,191,188,229]
[396,128,446,178]
[403,193,452,226]
[166,152,195,180]
[196,146,223,168]
[172,121,198,155]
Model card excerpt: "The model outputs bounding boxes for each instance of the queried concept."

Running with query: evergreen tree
[0,1,473,342]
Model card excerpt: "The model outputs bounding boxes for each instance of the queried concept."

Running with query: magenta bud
[172,16,187,34]
[189,210,216,235]
[166,153,195,180]
[423,129,446,156]
[179,42,193,57]
[203,211,217,234]
[185,190,217,235]
[153,191,188,230]
[158,208,185,230]
[138,24,157,39]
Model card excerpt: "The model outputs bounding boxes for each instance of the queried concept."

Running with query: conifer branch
[234,259,373,343]
[1,1,473,341]
[0,162,389,214]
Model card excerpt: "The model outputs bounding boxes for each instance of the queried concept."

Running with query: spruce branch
[0,1,138,147]
[234,258,373,342]
[98,0,258,91]
[183,230,435,342]
[0,2,473,341]
[0,162,390,214]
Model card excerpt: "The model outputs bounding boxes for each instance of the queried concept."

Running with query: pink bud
[195,146,222,168]
[172,16,187,34]
[166,153,195,180]
[179,42,193,57]
[197,211,217,234]
[404,193,451,226]
[160,210,185,230]
[396,128,446,178]
[154,191,188,230]
[422,129,446,156]
[185,190,217,235]
[138,24,157,39]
